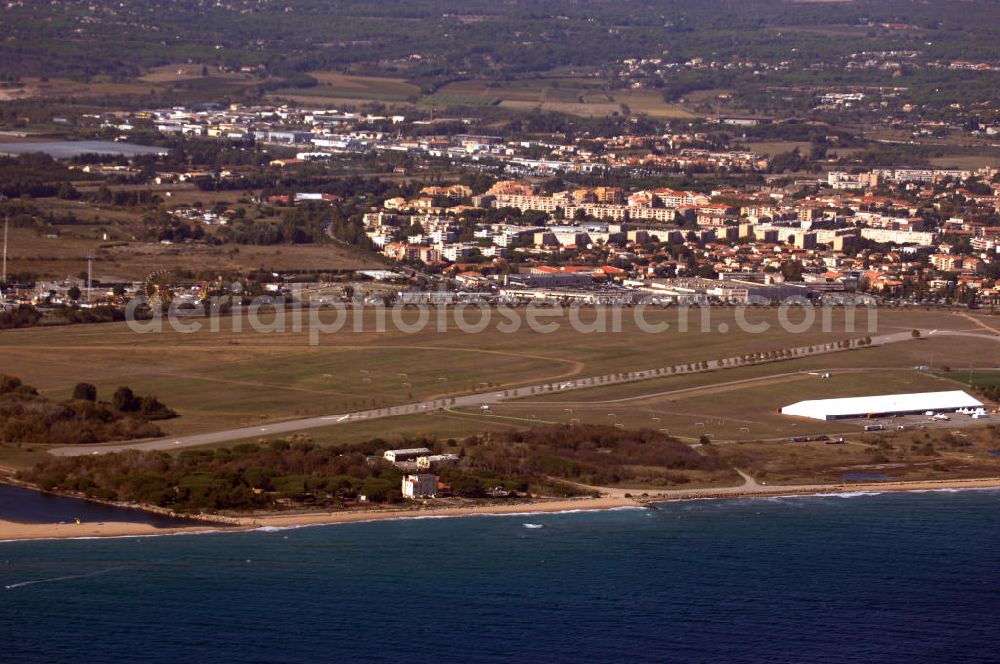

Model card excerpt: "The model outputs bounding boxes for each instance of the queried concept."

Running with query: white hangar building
[781,391,983,421]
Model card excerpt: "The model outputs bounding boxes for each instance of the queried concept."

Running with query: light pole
[86,255,93,304]
[1,216,7,286]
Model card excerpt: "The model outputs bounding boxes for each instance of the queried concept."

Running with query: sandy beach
[0,520,215,542]
[2,476,999,542]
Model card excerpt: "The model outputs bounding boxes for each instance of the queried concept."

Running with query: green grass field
[929,153,1000,170]
[934,370,1000,389]
[469,367,966,441]
[419,94,500,108]
[289,72,420,102]
[431,78,696,118]
[0,307,995,472]
[0,307,991,432]
[262,72,696,117]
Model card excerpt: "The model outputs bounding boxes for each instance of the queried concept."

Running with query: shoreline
[2,476,999,542]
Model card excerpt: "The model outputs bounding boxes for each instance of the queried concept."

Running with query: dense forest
[2,0,999,89]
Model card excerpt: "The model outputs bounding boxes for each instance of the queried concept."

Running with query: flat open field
[430,78,696,118]
[98,242,381,281]
[270,72,420,105]
[6,181,381,280]
[260,73,696,117]
[310,72,420,98]
[466,366,973,441]
[0,307,993,436]
[929,153,1000,170]
[769,24,888,38]
[0,308,996,470]
[744,141,812,157]
[3,225,379,281]
[615,89,698,118]
[935,369,1000,389]
[13,77,153,99]
[138,65,257,84]
[6,75,260,102]
[713,427,1000,485]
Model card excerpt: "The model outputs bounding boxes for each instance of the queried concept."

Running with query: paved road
[48,328,998,457]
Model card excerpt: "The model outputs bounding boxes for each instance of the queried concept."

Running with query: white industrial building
[781,391,983,421]
[383,448,432,464]
[402,474,438,499]
[416,454,460,470]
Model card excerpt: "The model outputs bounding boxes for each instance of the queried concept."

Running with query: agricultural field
[428,78,696,118]
[2,74,261,103]
[126,69,701,117]
[743,141,813,157]
[3,223,380,282]
[269,72,421,105]
[4,181,382,280]
[138,64,259,84]
[929,153,1000,170]
[9,77,154,99]
[614,89,698,118]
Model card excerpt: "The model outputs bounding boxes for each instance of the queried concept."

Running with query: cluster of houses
[380,448,516,501]
[351,170,1000,306]
[382,448,457,499]
[6,161,998,312]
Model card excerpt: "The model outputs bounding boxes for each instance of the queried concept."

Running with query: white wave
[522,523,544,529]
[4,566,129,590]
[813,491,884,499]
[895,487,1000,495]
[480,506,642,518]
[239,505,645,532]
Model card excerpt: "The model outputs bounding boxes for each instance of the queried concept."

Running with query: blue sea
[2,489,999,663]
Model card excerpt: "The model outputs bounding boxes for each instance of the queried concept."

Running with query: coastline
[2,476,999,542]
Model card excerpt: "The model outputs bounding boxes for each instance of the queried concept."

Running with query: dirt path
[956,312,1000,336]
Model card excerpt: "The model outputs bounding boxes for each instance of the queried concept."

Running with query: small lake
[0,483,193,527]
[0,140,168,159]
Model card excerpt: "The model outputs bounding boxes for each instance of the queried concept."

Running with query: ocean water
[2,490,999,663]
